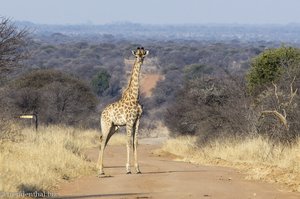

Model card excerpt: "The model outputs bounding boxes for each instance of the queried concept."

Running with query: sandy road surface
[56,139,300,199]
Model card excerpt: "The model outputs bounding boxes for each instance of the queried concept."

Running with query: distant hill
[16,21,300,43]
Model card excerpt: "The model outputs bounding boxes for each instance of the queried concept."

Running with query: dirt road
[56,139,300,199]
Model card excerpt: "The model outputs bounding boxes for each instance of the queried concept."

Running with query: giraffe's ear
[132,50,136,56]
[144,50,149,56]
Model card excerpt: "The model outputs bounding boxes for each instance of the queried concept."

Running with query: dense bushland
[165,75,252,141]
[164,46,300,146]
[6,70,97,126]
[2,29,270,134]
[1,17,299,141]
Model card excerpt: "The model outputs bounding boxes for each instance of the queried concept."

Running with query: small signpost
[19,114,38,131]
[19,115,34,119]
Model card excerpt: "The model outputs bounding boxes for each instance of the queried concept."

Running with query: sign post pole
[19,114,38,131]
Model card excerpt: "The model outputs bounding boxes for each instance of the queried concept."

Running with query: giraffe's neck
[122,59,143,102]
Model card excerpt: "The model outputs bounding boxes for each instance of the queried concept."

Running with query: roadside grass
[159,136,300,192]
[108,134,127,145]
[0,125,126,197]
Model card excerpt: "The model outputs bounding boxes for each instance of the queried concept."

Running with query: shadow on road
[142,170,206,174]
[105,166,124,169]
[54,192,150,198]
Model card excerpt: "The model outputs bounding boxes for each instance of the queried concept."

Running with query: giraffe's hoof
[97,172,105,177]
[126,171,132,174]
[136,171,142,174]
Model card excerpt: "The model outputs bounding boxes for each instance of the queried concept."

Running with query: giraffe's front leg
[126,124,133,174]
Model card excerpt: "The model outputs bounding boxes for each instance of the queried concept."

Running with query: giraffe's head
[132,47,149,63]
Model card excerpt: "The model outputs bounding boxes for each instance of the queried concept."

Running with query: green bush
[247,46,300,94]
[90,69,111,96]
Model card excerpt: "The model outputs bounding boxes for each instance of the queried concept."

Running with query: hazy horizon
[15,21,300,26]
[1,0,300,25]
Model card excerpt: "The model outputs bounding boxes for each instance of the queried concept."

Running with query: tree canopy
[247,46,300,94]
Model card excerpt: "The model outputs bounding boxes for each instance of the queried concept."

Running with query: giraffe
[97,47,149,175]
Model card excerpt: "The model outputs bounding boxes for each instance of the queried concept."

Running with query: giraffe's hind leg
[97,120,114,176]
[126,123,133,174]
[96,134,103,169]
[133,118,141,174]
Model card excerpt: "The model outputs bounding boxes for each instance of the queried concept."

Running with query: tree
[246,46,300,145]
[246,46,300,94]
[9,69,98,126]
[0,17,28,140]
[0,17,28,78]
[90,69,111,96]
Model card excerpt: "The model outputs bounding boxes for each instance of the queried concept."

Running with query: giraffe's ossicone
[97,47,149,175]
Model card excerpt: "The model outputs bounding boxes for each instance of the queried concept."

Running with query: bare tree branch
[272,82,280,105]
[288,76,298,106]
[261,110,288,129]
[0,17,28,76]
[261,76,298,131]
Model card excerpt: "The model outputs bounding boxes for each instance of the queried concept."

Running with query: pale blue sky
[0,0,299,25]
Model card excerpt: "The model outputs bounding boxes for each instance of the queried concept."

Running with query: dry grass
[0,125,104,196]
[160,136,300,192]
[108,134,127,145]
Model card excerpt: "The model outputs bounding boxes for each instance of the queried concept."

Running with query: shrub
[165,75,252,144]
[90,69,111,96]
[247,46,300,94]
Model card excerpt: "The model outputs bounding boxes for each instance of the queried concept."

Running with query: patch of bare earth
[140,74,163,97]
